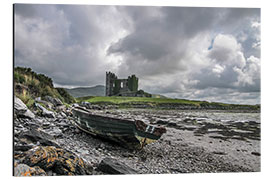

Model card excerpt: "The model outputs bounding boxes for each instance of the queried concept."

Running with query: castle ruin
[106,72,150,97]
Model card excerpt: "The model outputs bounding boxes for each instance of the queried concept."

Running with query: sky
[14,4,261,105]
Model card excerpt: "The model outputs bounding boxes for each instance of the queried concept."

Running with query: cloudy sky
[14,4,260,104]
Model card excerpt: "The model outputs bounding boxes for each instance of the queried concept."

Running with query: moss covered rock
[19,146,93,175]
[14,163,47,176]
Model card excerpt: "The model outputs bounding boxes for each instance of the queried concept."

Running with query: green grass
[14,67,75,104]
[77,96,201,106]
[16,93,35,108]
[76,96,260,110]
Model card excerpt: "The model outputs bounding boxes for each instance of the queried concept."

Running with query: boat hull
[71,107,166,149]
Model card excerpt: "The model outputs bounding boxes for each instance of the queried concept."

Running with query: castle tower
[105,72,117,96]
[128,75,138,92]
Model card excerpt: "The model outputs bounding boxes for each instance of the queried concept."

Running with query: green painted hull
[71,107,166,149]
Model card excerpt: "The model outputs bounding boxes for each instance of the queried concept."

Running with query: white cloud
[252,21,260,28]
[212,64,225,75]
[233,56,260,86]
[209,34,246,68]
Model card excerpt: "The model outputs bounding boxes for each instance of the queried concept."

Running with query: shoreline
[14,100,260,175]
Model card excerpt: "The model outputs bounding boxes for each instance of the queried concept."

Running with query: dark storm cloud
[15,4,126,86]
[14,4,260,104]
[107,7,259,76]
[107,7,221,76]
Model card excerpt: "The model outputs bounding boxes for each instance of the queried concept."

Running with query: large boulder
[35,97,54,109]
[97,157,137,174]
[19,146,93,175]
[14,96,35,119]
[14,163,47,176]
[35,103,55,118]
[19,128,60,147]
[44,96,63,106]
[44,126,63,138]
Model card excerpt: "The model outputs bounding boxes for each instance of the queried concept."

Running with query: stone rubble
[14,96,35,119]
[13,96,260,176]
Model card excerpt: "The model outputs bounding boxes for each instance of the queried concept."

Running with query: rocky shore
[13,96,260,176]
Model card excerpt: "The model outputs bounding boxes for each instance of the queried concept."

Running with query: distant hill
[66,85,167,98]
[65,85,105,98]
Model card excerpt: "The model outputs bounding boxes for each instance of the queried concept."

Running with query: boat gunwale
[72,107,137,124]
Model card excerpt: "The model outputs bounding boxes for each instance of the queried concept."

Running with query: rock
[35,103,55,118]
[212,151,227,155]
[251,152,260,156]
[14,144,34,152]
[155,119,168,125]
[14,122,28,134]
[59,111,67,118]
[91,105,102,110]
[21,146,58,170]
[140,155,147,162]
[72,103,79,107]
[19,128,60,147]
[81,101,91,109]
[77,149,89,155]
[33,117,44,124]
[42,121,51,129]
[35,97,42,101]
[44,96,63,106]
[56,105,66,112]
[57,120,69,127]
[80,103,102,110]
[97,157,137,174]
[14,163,47,176]
[20,146,92,175]
[169,167,186,173]
[75,128,81,133]
[35,97,54,109]
[167,121,177,127]
[23,110,36,119]
[45,127,63,138]
[14,96,35,119]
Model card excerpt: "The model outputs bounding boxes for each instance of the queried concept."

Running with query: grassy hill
[151,94,168,98]
[77,96,198,104]
[14,67,75,107]
[76,96,260,111]
[65,85,105,98]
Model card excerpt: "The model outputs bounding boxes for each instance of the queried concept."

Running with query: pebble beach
[14,98,260,176]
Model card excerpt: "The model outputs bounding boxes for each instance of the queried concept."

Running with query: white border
[1,0,269,180]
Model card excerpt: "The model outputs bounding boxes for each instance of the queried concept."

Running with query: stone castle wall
[105,72,138,96]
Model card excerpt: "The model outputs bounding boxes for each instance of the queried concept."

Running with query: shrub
[15,66,76,105]
[14,71,25,84]
[16,93,35,108]
[56,88,75,104]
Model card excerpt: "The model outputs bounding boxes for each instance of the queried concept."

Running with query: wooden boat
[71,107,166,149]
